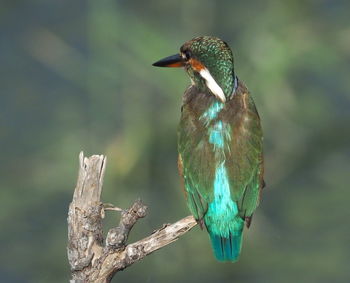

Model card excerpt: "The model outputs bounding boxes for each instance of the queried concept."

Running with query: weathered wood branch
[67,152,197,283]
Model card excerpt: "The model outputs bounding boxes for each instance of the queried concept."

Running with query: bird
[152,36,264,262]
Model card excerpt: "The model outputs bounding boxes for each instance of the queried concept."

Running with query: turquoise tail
[207,227,243,262]
[203,163,245,261]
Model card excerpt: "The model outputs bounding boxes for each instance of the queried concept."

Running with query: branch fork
[67,152,197,283]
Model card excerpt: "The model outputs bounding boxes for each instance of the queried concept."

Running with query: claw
[196,218,205,230]
[245,215,253,228]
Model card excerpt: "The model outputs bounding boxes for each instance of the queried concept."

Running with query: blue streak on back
[205,163,244,261]
[200,100,244,261]
[209,121,224,148]
[200,101,224,126]
[205,163,240,237]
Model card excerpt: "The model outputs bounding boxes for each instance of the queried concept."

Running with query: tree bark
[67,152,197,283]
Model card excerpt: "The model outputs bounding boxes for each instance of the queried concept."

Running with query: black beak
[152,54,184,68]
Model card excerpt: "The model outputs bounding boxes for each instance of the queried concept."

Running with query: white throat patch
[199,68,226,103]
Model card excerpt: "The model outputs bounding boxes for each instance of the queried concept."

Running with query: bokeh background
[1,0,349,282]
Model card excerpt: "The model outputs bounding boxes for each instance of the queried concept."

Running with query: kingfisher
[152,36,264,262]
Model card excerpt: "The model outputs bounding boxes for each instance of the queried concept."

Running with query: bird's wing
[225,92,264,223]
[178,102,216,221]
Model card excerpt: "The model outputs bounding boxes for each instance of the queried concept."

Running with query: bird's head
[152,36,236,103]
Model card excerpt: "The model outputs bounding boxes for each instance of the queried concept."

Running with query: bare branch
[67,153,197,283]
[105,199,147,249]
[67,153,105,274]
[97,215,196,282]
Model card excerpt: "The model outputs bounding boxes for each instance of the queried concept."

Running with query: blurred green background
[1,0,349,282]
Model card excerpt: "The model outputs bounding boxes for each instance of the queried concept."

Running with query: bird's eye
[184,50,191,60]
